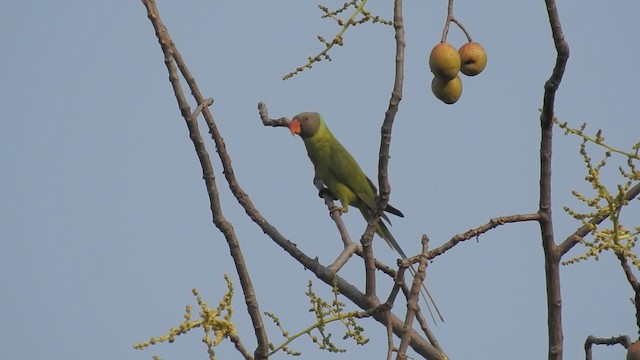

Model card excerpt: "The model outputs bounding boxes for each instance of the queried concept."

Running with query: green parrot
[288,112,405,253]
[289,112,442,321]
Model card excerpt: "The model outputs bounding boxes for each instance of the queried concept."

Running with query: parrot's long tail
[377,220,444,324]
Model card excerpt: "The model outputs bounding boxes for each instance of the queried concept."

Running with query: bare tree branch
[386,266,407,307]
[315,180,360,271]
[229,333,253,360]
[538,1,570,359]
[415,304,442,351]
[440,0,473,42]
[397,236,429,358]
[616,252,640,336]
[428,213,540,259]
[190,98,214,121]
[584,335,631,360]
[328,240,360,273]
[141,1,269,358]
[258,102,289,128]
[385,311,395,360]
[371,0,405,240]
[359,0,407,321]
[617,253,640,292]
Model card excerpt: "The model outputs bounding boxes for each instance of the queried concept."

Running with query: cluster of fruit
[429,42,487,104]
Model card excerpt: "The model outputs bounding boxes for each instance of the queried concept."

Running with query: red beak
[289,118,301,136]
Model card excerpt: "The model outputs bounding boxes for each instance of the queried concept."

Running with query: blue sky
[1,1,639,359]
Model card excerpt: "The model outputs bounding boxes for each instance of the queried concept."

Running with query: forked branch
[538,1,570,359]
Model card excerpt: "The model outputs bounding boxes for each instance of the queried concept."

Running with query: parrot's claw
[318,187,338,200]
[328,205,345,216]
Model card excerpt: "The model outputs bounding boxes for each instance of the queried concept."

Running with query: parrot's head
[289,112,321,139]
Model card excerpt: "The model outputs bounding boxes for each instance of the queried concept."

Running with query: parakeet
[288,112,405,253]
[289,112,442,321]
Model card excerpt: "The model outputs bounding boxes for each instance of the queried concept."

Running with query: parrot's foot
[318,187,338,200]
[328,205,345,216]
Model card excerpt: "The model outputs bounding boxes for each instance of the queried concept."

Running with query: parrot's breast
[303,134,359,207]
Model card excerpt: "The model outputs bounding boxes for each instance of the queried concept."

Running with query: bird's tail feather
[377,220,444,323]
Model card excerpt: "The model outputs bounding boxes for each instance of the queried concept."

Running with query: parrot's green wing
[326,139,404,223]
[327,140,375,203]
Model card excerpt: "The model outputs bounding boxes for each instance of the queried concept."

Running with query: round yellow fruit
[458,42,487,76]
[431,76,463,104]
[429,42,461,80]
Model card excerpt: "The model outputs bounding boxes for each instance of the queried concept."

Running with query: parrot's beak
[289,118,301,136]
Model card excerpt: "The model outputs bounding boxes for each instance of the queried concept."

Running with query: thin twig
[404,237,442,348]
[328,242,360,273]
[257,102,289,127]
[617,253,640,291]
[584,335,631,360]
[439,0,472,43]
[440,0,454,42]
[428,213,540,259]
[385,265,406,308]
[616,252,640,333]
[190,98,214,121]
[397,235,429,358]
[414,307,442,351]
[386,310,394,360]
[326,196,359,271]
[229,334,253,360]
[315,179,357,251]
[401,254,443,323]
[450,18,472,42]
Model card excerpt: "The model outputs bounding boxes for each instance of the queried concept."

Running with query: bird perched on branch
[288,112,442,322]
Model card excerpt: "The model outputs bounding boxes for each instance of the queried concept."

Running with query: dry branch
[584,335,631,360]
[141,0,269,358]
[538,1,570,359]
[428,213,540,259]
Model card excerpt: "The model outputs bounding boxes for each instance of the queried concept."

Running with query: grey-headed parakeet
[288,112,442,322]
[289,112,406,254]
